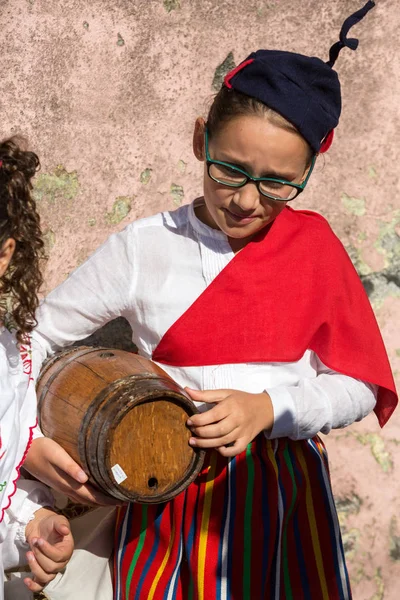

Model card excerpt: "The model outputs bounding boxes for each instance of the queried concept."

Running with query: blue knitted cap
[224,1,375,153]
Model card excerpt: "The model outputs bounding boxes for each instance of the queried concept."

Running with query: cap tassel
[327,0,375,68]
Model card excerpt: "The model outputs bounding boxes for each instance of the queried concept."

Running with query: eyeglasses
[204,127,316,202]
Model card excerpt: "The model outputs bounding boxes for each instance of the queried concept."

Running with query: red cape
[153,207,397,427]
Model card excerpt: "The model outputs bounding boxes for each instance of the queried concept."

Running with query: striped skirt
[113,435,351,600]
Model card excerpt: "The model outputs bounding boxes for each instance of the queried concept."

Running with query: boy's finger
[25,439,88,486]
[185,388,230,402]
[54,520,71,537]
[26,551,55,585]
[32,547,68,574]
[187,404,228,427]
[218,441,247,458]
[189,417,235,439]
[65,484,122,505]
[188,431,238,449]
[50,474,120,505]
[51,444,88,483]
[32,537,71,564]
[24,577,45,593]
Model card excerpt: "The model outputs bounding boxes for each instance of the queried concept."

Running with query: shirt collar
[188,198,229,242]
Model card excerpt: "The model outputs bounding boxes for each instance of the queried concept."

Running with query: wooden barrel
[37,346,205,503]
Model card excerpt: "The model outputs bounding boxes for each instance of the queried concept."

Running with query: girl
[0,138,74,598]
[25,1,397,598]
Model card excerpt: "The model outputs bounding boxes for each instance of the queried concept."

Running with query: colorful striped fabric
[114,435,351,599]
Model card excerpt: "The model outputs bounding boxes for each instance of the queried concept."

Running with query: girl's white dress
[0,326,54,600]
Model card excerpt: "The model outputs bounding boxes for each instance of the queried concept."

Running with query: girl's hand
[185,388,274,457]
[24,437,120,505]
[23,507,73,593]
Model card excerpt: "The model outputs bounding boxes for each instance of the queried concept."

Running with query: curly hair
[0,137,45,342]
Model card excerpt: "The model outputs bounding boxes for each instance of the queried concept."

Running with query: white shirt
[0,327,54,597]
[31,199,377,441]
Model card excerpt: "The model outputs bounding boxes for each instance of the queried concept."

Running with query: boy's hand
[23,507,73,593]
[185,388,274,457]
[24,437,120,505]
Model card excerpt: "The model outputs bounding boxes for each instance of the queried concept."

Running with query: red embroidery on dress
[0,428,5,460]
[0,335,36,522]
[20,343,33,381]
[0,419,37,523]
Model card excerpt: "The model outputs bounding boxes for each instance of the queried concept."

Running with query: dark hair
[0,137,45,342]
[206,86,314,163]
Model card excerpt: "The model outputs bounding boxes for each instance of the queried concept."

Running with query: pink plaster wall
[1,0,399,597]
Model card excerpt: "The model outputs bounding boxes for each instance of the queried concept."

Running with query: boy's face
[193,114,312,249]
[0,238,16,278]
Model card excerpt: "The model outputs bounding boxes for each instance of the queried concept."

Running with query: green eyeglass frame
[204,127,316,202]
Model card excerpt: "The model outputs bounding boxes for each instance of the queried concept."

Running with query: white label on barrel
[111,463,128,484]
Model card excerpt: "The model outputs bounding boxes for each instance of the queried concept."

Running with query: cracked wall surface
[1,1,399,597]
